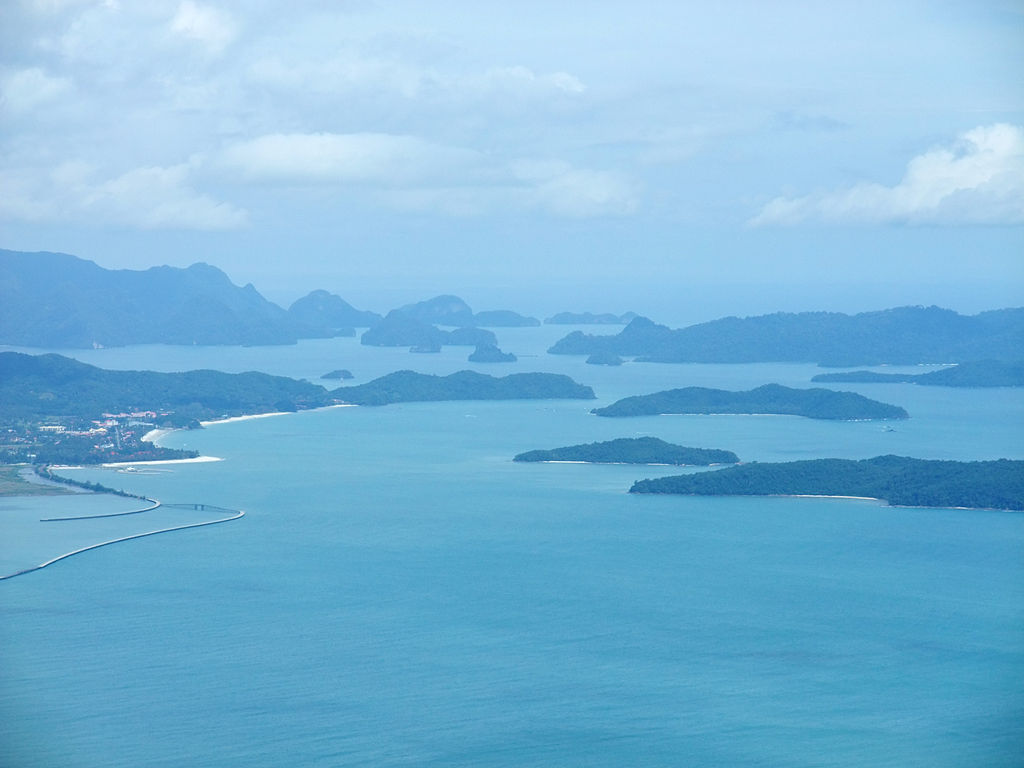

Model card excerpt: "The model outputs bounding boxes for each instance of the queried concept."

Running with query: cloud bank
[751,124,1024,226]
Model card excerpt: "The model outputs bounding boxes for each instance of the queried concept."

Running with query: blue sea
[2,325,1023,767]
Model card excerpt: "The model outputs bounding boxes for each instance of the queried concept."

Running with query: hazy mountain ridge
[1,250,306,347]
[549,306,1024,365]
[811,360,1024,387]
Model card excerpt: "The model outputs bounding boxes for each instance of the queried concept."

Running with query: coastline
[199,403,357,429]
[102,456,223,468]
[133,403,360,465]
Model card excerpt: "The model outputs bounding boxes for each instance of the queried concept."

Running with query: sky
[1,0,1022,322]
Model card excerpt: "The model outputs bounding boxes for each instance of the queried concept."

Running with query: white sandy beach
[102,456,223,468]
[200,403,358,428]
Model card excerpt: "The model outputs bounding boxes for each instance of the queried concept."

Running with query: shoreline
[142,404,357,446]
[101,456,223,468]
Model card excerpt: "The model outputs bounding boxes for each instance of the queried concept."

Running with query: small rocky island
[593,384,908,421]
[321,369,354,380]
[469,344,517,363]
[586,351,624,366]
[629,455,1024,510]
[514,437,739,465]
[333,370,595,405]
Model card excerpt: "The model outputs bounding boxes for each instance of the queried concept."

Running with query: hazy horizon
[2,1,1021,320]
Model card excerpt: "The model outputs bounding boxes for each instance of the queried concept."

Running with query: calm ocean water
[2,326,1023,767]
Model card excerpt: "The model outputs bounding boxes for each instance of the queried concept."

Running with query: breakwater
[0,502,244,581]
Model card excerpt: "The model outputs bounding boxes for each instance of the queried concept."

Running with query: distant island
[629,455,1024,511]
[586,351,624,366]
[548,307,1024,365]
[469,344,517,363]
[393,295,539,327]
[593,384,908,421]
[361,310,497,349]
[811,360,1024,388]
[333,370,595,405]
[321,369,354,380]
[546,311,638,325]
[514,437,739,465]
[288,289,381,333]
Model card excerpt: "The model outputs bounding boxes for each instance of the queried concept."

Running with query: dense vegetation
[629,455,1024,510]
[593,384,908,420]
[549,307,1024,365]
[546,311,638,324]
[468,344,517,363]
[514,437,738,465]
[811,360,1024,387]
[0,352,330,424]
[333,370,595,405]
[0,249,313,347]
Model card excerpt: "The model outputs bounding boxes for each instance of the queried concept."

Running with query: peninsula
[811,360,1024,387]
[629,455,1024,511]
[514,437,739,465]
[333,370,595,405]
[0,351,331,464]
[592,384,908,421]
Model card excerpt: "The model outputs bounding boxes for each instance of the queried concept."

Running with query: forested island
[593,384,908,421]
[811,360,1024,387]
[629,455,1024,511]
[334,370,595,405]
[514,437,739,465]
[548,306,1024,365]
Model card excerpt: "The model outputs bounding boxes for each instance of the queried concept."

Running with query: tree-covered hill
[0,352,329,425]
[333,370,595,405]
[629,455,1024,510]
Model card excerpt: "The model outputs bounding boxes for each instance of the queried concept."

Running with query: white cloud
[0,67,71,114]
[246,53,585,102]
[472,66,585,95]
[513,162,637,217]
[218,132,486,185]
[750,123,1024,226]
[0,161,247,230]
[217,131,636,218]
[171,1,236,54]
